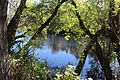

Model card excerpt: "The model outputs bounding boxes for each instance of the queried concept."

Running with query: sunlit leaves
[65,35,71,40]
[55,65,80,80]
[19,0,60,37]
[26,0,34,7]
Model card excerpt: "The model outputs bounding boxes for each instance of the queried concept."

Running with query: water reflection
[35,34,83,67]
[47,34,82,56]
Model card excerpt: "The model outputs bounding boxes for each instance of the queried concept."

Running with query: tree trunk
[95,42,113,80]
[0,0,11,80]
[75,52,87,75]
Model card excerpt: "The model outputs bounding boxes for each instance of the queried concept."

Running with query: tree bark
[0,0,11,80]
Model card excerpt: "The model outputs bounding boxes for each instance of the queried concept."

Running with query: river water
[34,34,88,66]
[14,33,119,79]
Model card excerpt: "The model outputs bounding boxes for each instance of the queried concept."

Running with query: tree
[70,1,113,79]
[0,0,10,80]
[0,0,27,79]
[70,0,120,79]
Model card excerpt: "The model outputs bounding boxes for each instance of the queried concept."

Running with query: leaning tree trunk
[71,1,113,79]
[0,0,10,80]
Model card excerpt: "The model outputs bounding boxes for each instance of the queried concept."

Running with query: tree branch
[17,0,67,53]
[71,0,93,38]
[7,0,27,50]
[30,0,67,40]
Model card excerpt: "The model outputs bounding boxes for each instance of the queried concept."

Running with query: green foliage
[20,0,59,36]
[10,48,50,80]
[54,65,80,80]
[10,45,80,80]
[65,35,71,40]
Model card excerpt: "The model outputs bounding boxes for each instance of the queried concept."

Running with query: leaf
[65,35,71,40]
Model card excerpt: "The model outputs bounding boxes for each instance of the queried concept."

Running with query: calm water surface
[34,34,92,78]
[35,34,89,67]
